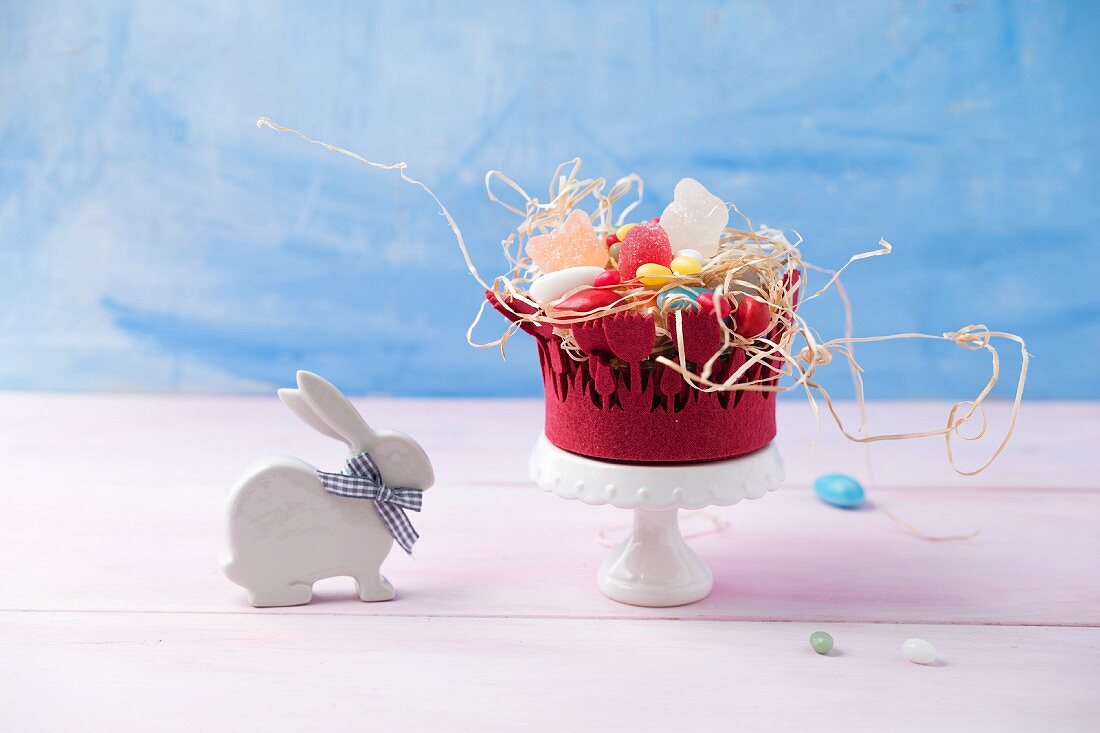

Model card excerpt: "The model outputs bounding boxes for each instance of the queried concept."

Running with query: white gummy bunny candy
[659,178,729,259]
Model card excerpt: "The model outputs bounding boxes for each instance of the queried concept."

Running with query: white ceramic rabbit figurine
[221,370,434,607]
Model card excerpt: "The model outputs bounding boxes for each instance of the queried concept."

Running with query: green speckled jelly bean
[609,242,622,263]
[810,631,833,655]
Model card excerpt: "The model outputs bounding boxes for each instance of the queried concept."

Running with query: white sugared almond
[529,266,605,305]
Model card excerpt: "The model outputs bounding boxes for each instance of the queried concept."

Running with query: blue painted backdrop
[1,1,1096,397]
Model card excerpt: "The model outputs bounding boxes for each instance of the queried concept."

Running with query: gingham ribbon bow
[316,451,423,554]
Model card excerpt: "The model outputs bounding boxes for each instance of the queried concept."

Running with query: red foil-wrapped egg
[554,288,621,313]
[734,296,771,337]
[696,292,732,318]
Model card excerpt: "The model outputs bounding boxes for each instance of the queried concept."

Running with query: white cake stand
[530,434,784,607]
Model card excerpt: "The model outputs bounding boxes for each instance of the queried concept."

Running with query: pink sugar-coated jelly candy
[554,288,621,313]
[697,292,732,319]
[526,210,608,273]
[734,296,771,337]
[593,269,621,288]
[618,222,673,280]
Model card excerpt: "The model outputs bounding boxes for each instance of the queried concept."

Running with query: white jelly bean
[902,638,937,665]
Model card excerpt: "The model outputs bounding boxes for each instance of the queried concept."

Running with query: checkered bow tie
[316,451,423,554]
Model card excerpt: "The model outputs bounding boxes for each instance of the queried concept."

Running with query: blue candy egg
[657,286,704,312]
[813,473,865,508]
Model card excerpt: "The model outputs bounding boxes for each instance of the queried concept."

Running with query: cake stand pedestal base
[598,507,712,607]
[529,434,784,608]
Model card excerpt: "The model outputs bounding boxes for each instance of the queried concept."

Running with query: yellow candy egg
[670,255,702,276]
[616,223,637,241]
[636,263,674,287]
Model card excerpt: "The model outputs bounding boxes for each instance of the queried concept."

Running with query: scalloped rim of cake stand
[529,434,785,510]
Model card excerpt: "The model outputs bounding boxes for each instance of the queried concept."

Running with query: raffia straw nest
[482,161,823,396]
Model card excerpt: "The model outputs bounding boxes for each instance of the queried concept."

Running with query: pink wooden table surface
[1,393,1098,731]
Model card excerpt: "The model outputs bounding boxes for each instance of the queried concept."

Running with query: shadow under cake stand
[530,434,785,607]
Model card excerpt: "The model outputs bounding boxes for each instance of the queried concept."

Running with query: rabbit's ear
[296,371,375,452]
[278,387,346,444]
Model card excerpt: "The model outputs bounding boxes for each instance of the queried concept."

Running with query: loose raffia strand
[256,116,492,294]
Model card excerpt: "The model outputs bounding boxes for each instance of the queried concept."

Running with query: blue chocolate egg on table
[657,286,704,311]
[813,473,865,508]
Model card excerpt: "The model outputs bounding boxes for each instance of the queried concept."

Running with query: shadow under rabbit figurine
[221,370,434,607]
